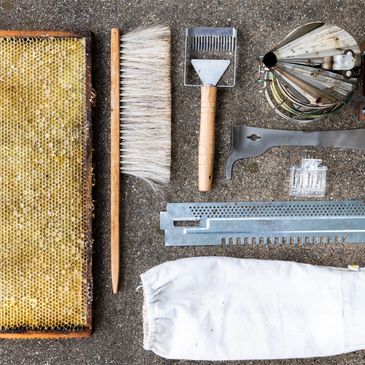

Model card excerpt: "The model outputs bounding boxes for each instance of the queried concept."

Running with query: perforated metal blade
[160,201,365,246]
[184,27,237,87]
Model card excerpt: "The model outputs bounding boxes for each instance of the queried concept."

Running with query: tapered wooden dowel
[111,28,120,294]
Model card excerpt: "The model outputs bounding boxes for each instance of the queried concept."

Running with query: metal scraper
[184,27,237,192]
[226,125,365,179]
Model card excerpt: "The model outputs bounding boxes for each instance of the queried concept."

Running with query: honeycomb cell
[0,35,91,333]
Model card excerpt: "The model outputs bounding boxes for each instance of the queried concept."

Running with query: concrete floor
[2,0,365,364]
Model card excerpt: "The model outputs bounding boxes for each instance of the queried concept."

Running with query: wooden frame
[0,30,93,339]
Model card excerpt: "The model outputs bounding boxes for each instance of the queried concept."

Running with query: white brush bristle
[120,25,171,186]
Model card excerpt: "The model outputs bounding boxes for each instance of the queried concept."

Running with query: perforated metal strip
[160,201,365,246]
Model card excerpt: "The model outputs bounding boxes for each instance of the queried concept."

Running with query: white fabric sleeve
[140,256,365,361]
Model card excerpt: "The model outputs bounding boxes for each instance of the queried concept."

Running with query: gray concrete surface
[1,0,365,364]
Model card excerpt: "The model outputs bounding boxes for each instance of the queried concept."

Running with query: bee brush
[110,25,171,293]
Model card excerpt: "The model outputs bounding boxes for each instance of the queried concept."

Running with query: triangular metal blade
[191,59,230,86]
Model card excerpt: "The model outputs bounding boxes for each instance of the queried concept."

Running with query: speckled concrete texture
[1,0,365,364]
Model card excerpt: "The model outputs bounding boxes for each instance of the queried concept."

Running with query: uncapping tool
[161,201,365,246]
[184,27,237,191]
[226,125,365,179]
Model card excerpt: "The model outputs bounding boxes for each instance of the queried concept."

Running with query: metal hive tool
[161,201,365,246]
[226,125,365,179]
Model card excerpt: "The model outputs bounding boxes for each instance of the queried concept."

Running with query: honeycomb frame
[0,30,93,339]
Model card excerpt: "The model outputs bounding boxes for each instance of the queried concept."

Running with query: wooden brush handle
[198,85,217,192]
[110,28,120,294]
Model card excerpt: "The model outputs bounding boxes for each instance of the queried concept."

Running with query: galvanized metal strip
[160,201,365,246]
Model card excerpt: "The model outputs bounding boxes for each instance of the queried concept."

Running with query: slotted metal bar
[161,201,365,246]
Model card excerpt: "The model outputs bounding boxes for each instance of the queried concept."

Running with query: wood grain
[110,28,121,294]
[0,30,86,37]
[0,331,91,339]
[198,85,217,192]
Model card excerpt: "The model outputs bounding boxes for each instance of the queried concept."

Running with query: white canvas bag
[141,256,365,361]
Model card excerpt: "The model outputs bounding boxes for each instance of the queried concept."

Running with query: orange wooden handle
[198,85,217,192]
[110,28,120,294]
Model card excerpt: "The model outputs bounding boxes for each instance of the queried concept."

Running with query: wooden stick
[198,85,217,192]
[110,28,120,294]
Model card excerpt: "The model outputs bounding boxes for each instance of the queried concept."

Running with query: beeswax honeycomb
[0,34,91,335]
